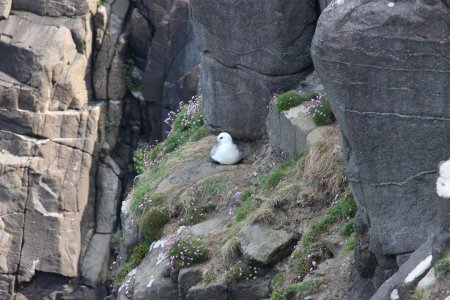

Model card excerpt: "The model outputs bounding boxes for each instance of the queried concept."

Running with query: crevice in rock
[341,106,450,122]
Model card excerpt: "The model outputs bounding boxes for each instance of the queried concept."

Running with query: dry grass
[303,125,345,196]
[221,236,241,264]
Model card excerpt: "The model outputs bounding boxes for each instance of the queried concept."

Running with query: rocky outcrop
[312,0,450,286]
[190,0,318,139]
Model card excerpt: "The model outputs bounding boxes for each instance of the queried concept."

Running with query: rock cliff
[312,0,450,290]
[190,0,319,139]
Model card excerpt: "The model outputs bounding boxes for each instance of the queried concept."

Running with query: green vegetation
[114,241,151,288]
[306,94,335,126]
[233,189,254,222]
[270,277,326,300]
[163,98,206,152]
[259,160,295,194]
[434,258,450,277]
[139,206,170,243]
[274,91,304,112]
[202,270,216,284]
[284,277,326,298]
[97,0,104,6]
[339,219,355,237]
[342,232,356,252]
[292,189,356,277]
[271,273,285,290]
[225,263,257,284]
[185,202,217,225]
[165,238,209,270]
[273,91,318,112]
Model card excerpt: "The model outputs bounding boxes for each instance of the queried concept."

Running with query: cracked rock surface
[190,0,319,140]
[311,0,450,279]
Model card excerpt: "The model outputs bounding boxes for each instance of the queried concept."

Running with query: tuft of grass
[114,241,151,288]
[434,258,450,277]
[292,189,356,278]
[283,277,326,298]
[97,0,104,6]
[139,206,170,243]
[222,237,241,264]
[234,189,254,222]
[202,270,216,284]
[303,125,345,196]
[259,160,295,194]
[271,273,285,290]
[184,202,217,225]
[342,232,356,252]
[274,91,305,112]
[339,219,355,237]
[225,262,258,284]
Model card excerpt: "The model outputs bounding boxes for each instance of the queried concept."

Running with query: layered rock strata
[0,1,123,298]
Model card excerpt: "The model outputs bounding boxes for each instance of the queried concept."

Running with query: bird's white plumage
[437,159,450,198]
[210,132,241,165]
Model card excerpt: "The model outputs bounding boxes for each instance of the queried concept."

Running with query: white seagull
[210,132,242,165]
[437,159,450,198]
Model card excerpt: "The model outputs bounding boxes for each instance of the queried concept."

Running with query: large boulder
[190,0,318,139]
[311,0,450,277]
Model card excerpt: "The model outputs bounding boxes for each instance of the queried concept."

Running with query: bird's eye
[219,137,223,139]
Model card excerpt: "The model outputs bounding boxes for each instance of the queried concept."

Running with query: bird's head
[217,132,233,144]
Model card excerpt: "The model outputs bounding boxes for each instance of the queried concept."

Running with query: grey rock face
[12,0,96,17]
[132,241,178,300]
[81,234,112,287]
[190,0,318,139]
[311,0,450,275]
[267,104,318,159]
[237,224,296,266]
[0,0,11,19]
[140,0,200,139]
[185,283,228,300]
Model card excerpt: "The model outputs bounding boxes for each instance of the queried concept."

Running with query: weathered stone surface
[190,0,318,139]
[0,274,14,300]
[96,159,121,233]
[311,0,450,275]
[94,5,108,49]
[0,15,88,112]
[93,0,129,100]
[178,266,203,300]
[141,0,200,139]
[237,224,296,266]
[267,104,318,159]
[322,234,345,258]
[15,273,107,300]
[371,239,433,300]
[230,277,271,299]
[186,283,228,300]
[12,0,96,17]
[133,240,178,300]
[0,0,11,20]
[81,234,111,287]
[128,8,151,60]
[118,199,139,261]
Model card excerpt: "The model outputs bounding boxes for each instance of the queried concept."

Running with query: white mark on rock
[417,267,435,290]
[405,255,432,284]
[390,289,399,300]
[156,252,165,266]
[32,259,40,269]
[147,275,155,288]
[387,1,395,7]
